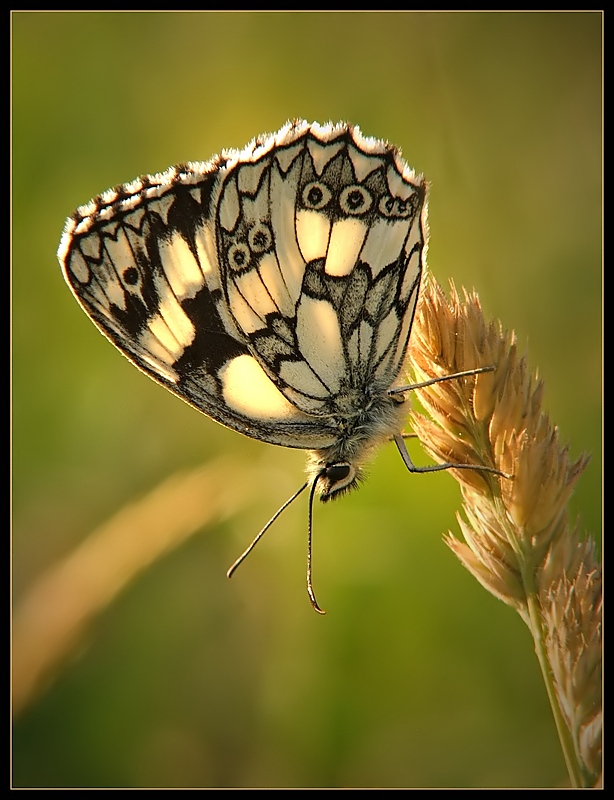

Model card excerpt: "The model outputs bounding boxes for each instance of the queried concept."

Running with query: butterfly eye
[339,185,373,216]
[318,462,357,501]
[227,242,251,271]
[248,222,273,254]
[326,463,351,483]
[302,181,332,210]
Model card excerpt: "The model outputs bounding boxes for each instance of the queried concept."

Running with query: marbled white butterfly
[58,120,498,613]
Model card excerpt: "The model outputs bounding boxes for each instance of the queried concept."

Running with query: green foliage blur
[12,11,601,789]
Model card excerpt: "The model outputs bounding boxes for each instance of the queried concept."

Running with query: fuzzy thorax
[306,388,409,501]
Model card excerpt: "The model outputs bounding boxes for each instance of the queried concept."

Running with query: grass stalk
[406,276,601,787]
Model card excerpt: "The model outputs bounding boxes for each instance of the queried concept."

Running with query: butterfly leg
[393,433,507,477]
[388,365,495,397]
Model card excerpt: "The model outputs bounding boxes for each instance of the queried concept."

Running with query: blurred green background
[12,11,601,789]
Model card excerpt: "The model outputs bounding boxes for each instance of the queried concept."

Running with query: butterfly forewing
[59,120,426,453]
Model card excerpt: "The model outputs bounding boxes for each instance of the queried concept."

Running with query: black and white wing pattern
[58,120,427,496]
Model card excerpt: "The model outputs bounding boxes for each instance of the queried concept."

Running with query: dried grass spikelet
[541,545,602,783]
[406,276,601,788]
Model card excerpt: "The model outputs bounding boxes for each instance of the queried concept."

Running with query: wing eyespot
[378,192,419,220]
[227,242,251,272]
[248,222,273,254]
[339,185,373,216]
[301,181,332,211]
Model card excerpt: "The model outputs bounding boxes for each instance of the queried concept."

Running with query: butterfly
[58,119,499,613]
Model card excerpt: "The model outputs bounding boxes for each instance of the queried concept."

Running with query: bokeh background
[12,11,601,789]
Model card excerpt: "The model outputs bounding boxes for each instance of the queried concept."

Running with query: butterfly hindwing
[214,123,426,417]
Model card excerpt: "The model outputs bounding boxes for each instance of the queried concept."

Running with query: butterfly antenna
[227,481,309,579]
[307,476,326,615]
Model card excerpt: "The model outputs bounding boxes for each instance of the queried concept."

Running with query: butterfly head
[314,461,359,502]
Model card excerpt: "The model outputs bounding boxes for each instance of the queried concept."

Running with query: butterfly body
[59,120,427,502]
